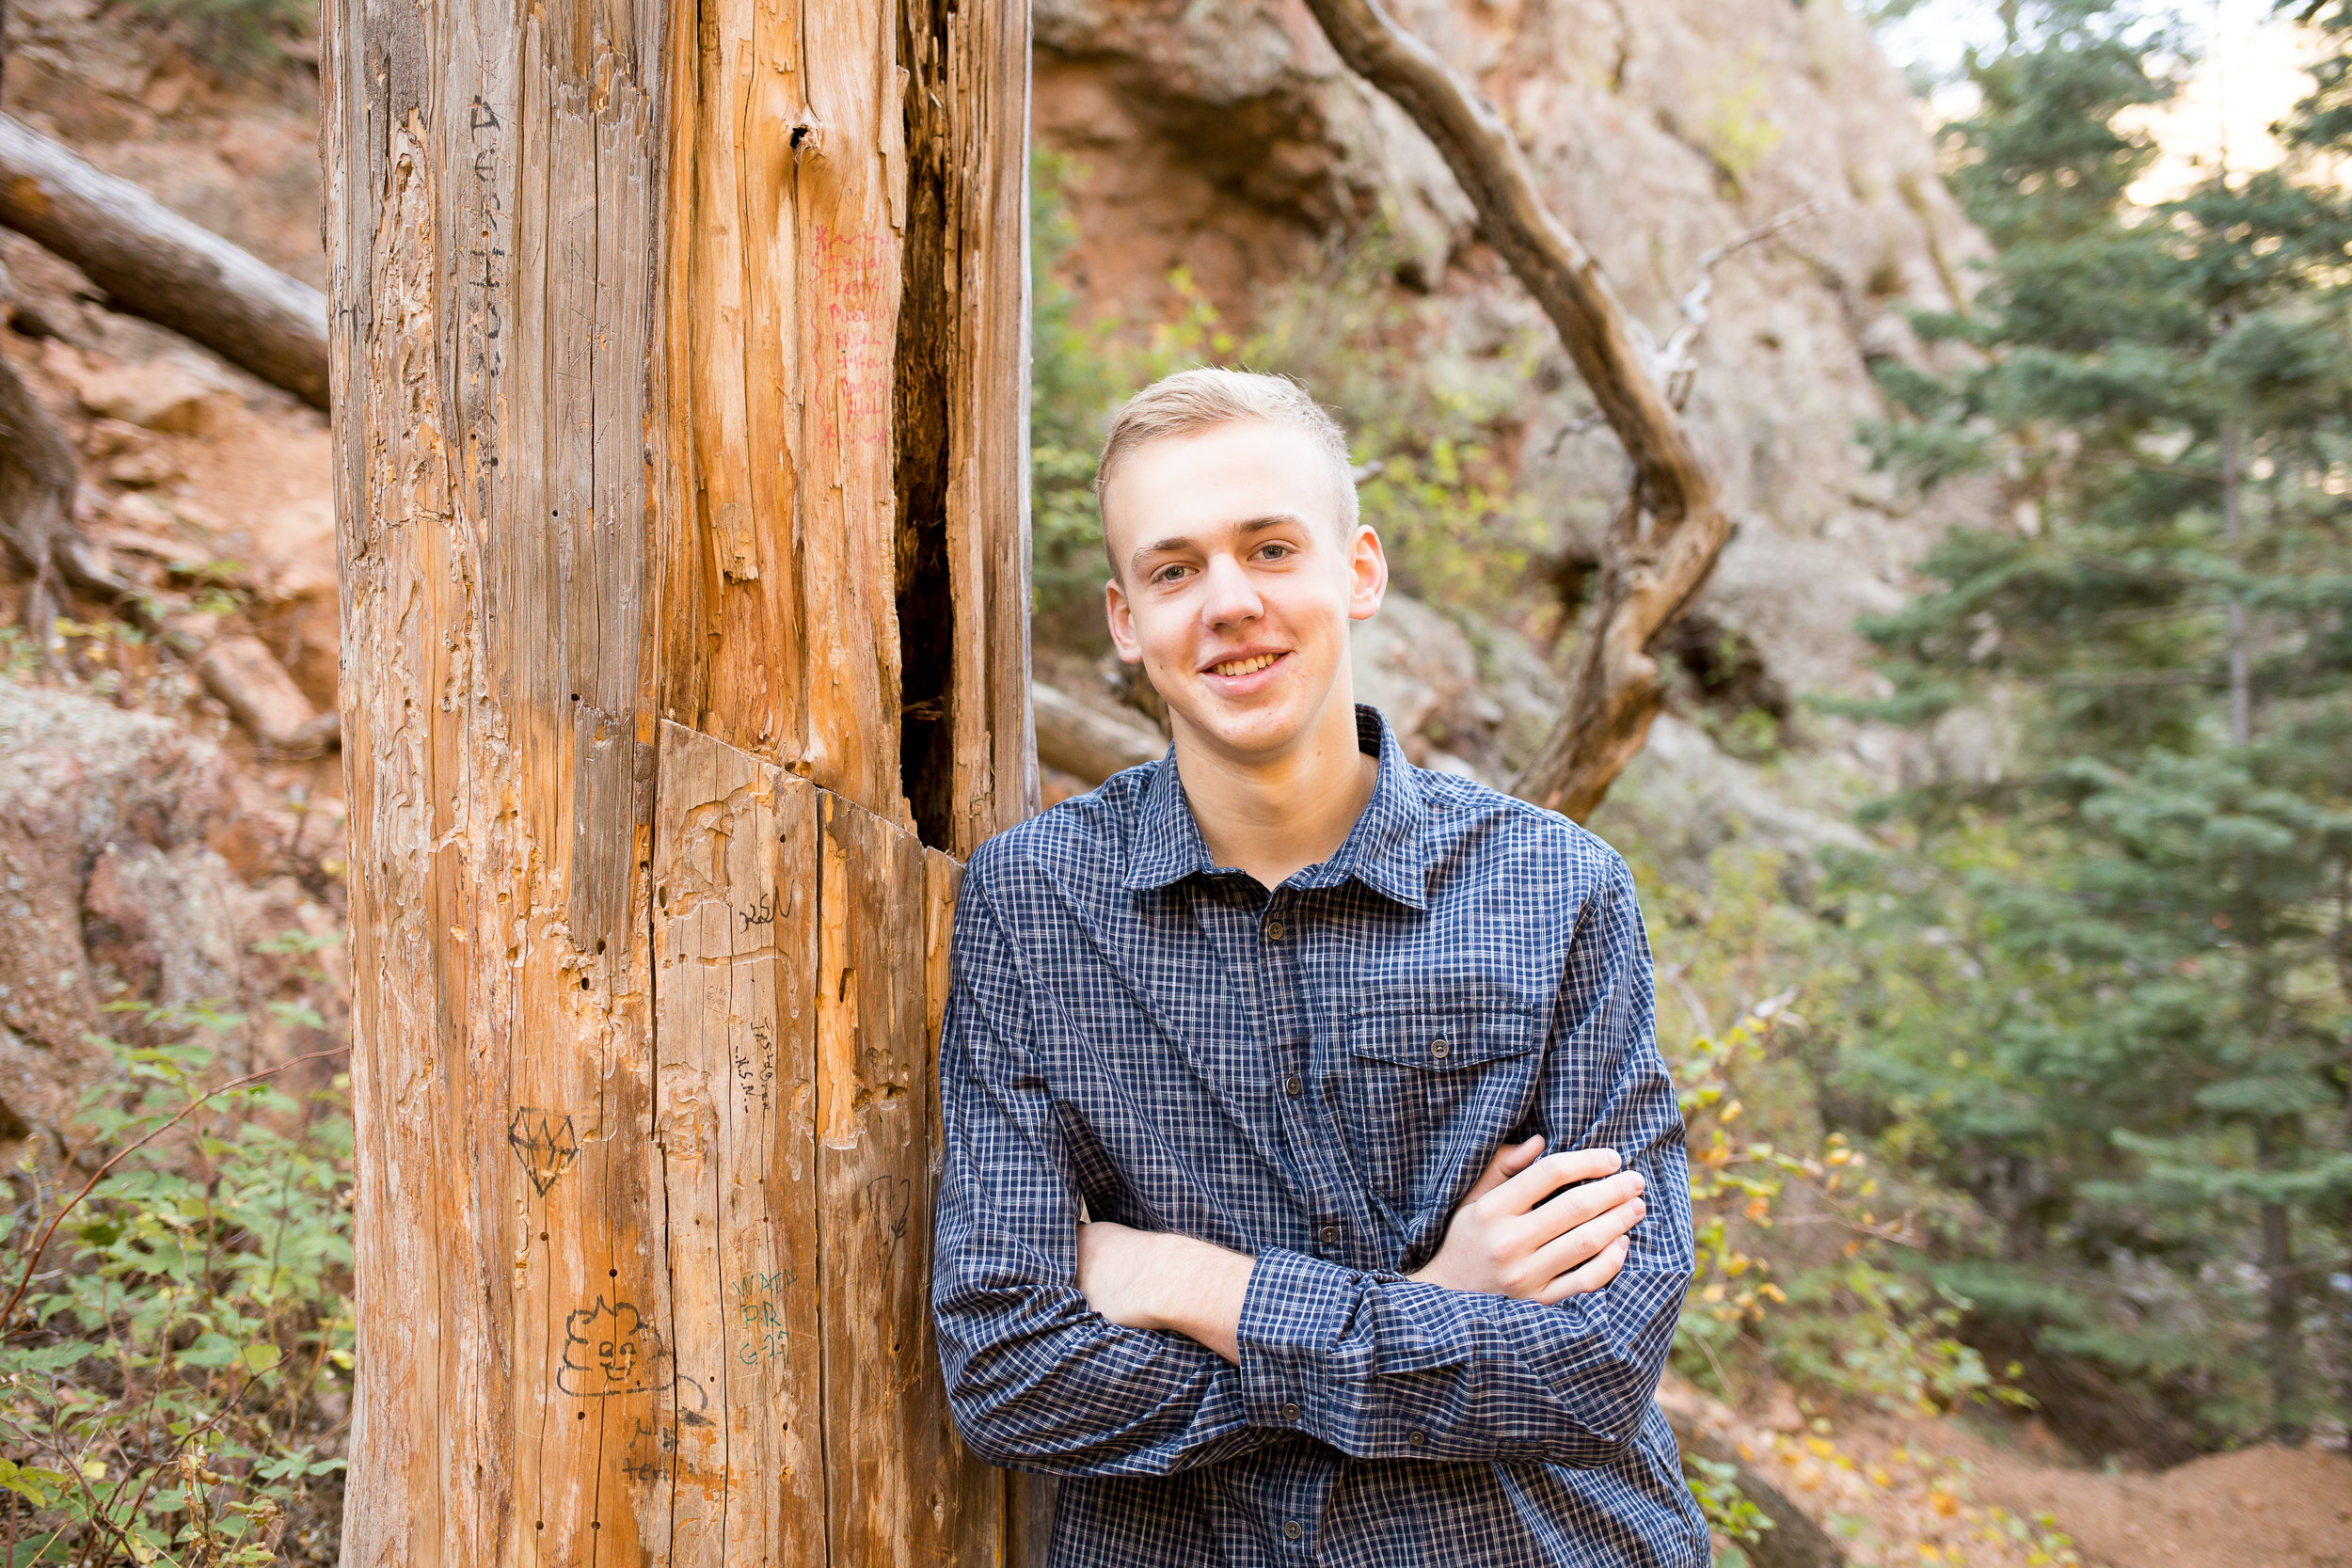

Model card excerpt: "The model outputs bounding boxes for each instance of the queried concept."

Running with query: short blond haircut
[1094,368,1358,573]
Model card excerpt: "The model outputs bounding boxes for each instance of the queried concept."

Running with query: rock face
[0,682,231,1132]
[0,681,341,1143]
[1034,0,1993,708]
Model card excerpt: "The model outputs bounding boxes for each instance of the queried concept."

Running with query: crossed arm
[1076,1133,1650,1363]
[930,861,1693,1477]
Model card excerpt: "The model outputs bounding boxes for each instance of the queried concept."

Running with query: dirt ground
[1871,1412,2352,1568]
[1667,1375,2352,1568]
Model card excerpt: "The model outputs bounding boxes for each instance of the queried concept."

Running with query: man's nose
[1198,553,1263,630]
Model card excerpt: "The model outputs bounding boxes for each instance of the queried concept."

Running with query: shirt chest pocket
[1336,1000,1541,1225]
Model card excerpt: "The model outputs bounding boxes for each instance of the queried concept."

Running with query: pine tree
[1843,0,2352,1442]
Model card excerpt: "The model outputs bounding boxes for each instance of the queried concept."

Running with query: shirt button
[1283,1520,1304,1542]
[1281,1401,1301,1422]
[1263,919,1285,942]
[1407,1430,1426,1448]
[1283,1074,1304,1098]
[1430,1038,1451,1060]
[1319,1223,1341,1245]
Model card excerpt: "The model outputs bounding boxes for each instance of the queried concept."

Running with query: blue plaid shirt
[932,705,1707,1566]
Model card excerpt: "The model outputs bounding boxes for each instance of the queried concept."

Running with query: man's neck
[1170,697,1381,892]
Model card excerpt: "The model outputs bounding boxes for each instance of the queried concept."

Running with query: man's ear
[1346,523,1389,624]
[1104,574,1144,664]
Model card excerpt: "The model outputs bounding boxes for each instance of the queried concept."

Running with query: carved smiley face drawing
[559,1297,662,1397]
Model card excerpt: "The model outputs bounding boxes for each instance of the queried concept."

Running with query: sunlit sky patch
[1865,0,2328,202]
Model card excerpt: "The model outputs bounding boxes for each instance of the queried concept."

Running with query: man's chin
[1168,698,1317,764]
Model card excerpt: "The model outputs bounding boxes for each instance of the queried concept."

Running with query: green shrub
[0,1000,353,1564]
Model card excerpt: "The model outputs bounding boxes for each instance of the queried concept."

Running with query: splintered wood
[325,0,1033,1560]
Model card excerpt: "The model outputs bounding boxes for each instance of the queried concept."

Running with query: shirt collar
[1122,705,1429,911]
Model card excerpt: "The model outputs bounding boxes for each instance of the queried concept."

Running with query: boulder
[73,355,239,435]
[0,680,237,1137]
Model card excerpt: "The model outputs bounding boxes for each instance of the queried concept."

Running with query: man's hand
[1076,1222,1254,1364]
[1408,1135,1647,1304]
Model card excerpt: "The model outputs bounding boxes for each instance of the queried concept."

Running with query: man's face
[1101,420,1386,766]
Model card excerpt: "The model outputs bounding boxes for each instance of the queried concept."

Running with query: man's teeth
[1211,654,1279,677]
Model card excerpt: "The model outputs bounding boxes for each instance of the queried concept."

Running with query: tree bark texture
[0,113,331,409]
[1295,0,1734,822]
[321,0,1033,1559]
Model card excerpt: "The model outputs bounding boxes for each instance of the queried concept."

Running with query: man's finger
[1514,1169,1646,1249]
[1525,1196,1645,1283]
[1464,1134,1545,1203]
[1489,1147,1630,1219]
[1535,1234,1632,1306]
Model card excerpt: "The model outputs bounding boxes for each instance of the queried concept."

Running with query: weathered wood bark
[0,114,330,409]
[322,0,1033,1558]
[1296,0,1734,822]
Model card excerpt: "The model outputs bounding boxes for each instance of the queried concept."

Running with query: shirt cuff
[1235,1247,1362,1443]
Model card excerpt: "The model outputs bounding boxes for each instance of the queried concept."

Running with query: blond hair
[1093,368,1358,572]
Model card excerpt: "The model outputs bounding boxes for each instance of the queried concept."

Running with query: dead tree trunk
[0,114,330,409]
[322,0,1033,1559]
[1298,0,1735,822]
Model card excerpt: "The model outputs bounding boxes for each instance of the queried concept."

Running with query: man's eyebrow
[1126,515,1310,576]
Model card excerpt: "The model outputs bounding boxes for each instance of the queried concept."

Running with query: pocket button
[1430,1038,1451,1060]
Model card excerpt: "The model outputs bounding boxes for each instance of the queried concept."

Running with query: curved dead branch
[1297,0,1736,820]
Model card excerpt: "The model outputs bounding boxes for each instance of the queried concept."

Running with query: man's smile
[1200,648,1290,689]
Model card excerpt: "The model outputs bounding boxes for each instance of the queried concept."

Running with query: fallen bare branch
[0,114,328,410]
[1033,681,1165,784]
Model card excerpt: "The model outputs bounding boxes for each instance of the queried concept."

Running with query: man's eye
[1151,563,1191,584]
[1257,544,1294,562]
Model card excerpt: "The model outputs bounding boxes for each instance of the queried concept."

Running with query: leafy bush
[0,999,353,1565]
[1631,843,2019,1419]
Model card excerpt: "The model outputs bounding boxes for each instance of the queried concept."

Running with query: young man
[932,368,1707,1565]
